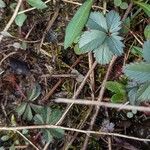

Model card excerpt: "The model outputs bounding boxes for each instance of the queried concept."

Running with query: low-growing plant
[16,83,43,121]
[34,107,64,143]
[106,81,126,103]
[124,40,150,105]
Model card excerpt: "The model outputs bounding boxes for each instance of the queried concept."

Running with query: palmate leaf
[93,43,113,64]
[143,40,150,63]
[137,83,150,102]
[124,62,150,83]
[79,30,106,53]
[106,10,122,33]
[107,35,124,55]
[86,12,108,32]
[64,0,93,49]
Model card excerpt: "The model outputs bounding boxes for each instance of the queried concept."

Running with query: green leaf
[16,102,27,116]
[121,17,130,34]
[50,128,64,139]
[79,30,106,53]
[131,46,143,57]
[120,2,128,10]
[43,129,53,142]
[128,83,139,105]
[27,0,47,9]
[134,1,150,17]
[93,43,113,64]
[30,104,43,114]
[144,25,150,40]
[64,0,93,49]
[124,62,150,83]
[48,109,63,124]
[28,83,41,101]
[137,83,150,102]
[15,13,27,27]
[106,10,122,33]
[114,0,122,7]
[86,12,108,31]
[23,105,33,121]
[106,81,125,94]
[1,135,10,141]
[34,114,44,124]
[107,35,124,55]
[0,0,6,8]
[143,40,150,63]
[111,93,125,103]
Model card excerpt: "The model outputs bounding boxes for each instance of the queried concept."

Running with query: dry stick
[16,131,40,150]
[18,0,107,16]
[1,125,150,142]
[82,53,95,150]
[54,98,150,112]
[64,52,95,150]
[41,56,82,103]
[62,0,108,11]
[39,8,60,49]
[56,61,98,125]
[18,0,52,15]
[0,0,23,42]
[82,56,117,150]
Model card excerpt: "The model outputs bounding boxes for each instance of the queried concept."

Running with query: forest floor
[0,0,150,150]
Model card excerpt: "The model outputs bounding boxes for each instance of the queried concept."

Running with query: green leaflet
[93,43,113,64]
[144,25,150,40]
[134,1,150,17]
[27,0,47,9]
[33,107,64,142]
[124,62,150,83]
[106,81,126,103]
[64,0,93,49]
[0,0,6,8]
[15,13,27,27]
[86,12,108,32]
[137,83,150,101]
[106,10,121,33]
[79,30,106,52]
[143,40,150,63]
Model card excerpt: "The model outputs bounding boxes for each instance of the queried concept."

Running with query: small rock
[9,57,30,75]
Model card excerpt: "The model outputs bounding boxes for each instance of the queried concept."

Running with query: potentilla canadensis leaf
[106,10,122,33]
[107,35,124,55]
[79,30,106,53]
[86,12,108,32]
[124,62,150,83]
[93,43,113,64]
[64,0,93,49]
[143,40,150,63]
[137,83,150,101]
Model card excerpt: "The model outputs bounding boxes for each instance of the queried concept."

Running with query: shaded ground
[0,0,150,149]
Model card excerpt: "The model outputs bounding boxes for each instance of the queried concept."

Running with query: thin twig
[39,8,59,49]
[0,0,23,42]
[41,56,82,103]
[62,0,108,11]
[1,125,150,142]
[55,61,97,125]
[54,98,150,112]
[18,0,52,15]
[16,130,40,150]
